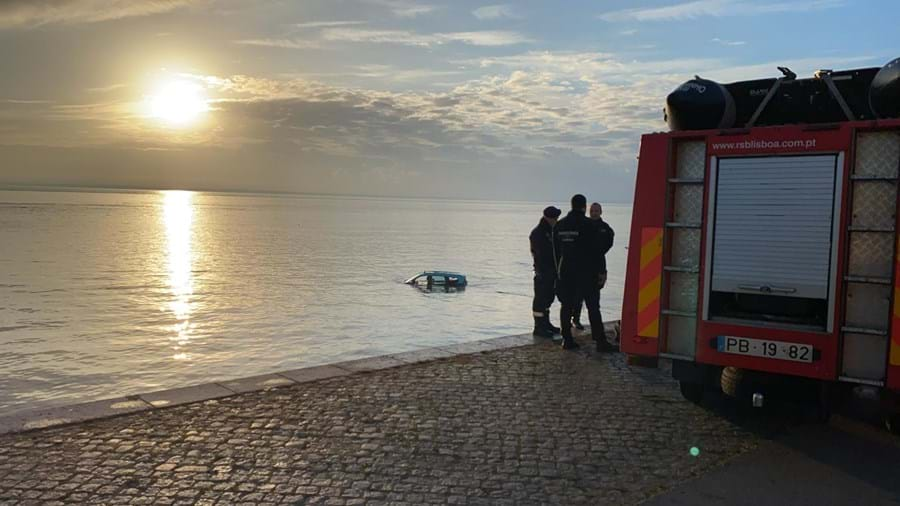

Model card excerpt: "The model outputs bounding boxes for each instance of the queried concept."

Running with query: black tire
[812,384,832,424]
[679,380,704,404]
[720,366,744,398]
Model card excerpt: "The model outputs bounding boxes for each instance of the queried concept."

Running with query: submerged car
[405,271,467,289]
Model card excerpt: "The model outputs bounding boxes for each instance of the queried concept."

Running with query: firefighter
[530,206,562,338]
[572,203,615,335]
[556,195,617,351]
[590,203,616,351]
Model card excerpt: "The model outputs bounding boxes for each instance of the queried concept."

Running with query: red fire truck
[621,57,900,430]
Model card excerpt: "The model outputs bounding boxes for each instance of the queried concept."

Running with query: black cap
[543,206,561,219]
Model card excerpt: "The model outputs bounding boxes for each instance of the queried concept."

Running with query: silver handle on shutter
[738,284,797,294]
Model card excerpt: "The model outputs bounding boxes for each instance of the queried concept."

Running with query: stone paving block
[139,383,235,408]
[218,374,296,394]
[278,365,352,383]
[390,346,460,364]
[334,355,406,372]
[0,396,151,435]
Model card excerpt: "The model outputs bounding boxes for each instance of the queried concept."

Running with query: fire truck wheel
[679,381,704,404]
[720,366,743,398]
[812,384,832,424]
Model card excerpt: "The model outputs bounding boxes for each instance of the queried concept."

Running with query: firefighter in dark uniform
[590,203,617,351]
[556,195,617,351]
[572,203,615,333]
[529,206,562,338]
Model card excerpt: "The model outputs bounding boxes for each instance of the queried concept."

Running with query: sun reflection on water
[162,191,195,359]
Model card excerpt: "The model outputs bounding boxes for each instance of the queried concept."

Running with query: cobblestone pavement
[0,338,759,505]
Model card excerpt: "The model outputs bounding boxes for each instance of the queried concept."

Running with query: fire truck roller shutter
[870,57,900,119]
[665,77,736,131]
[708,155,839,329]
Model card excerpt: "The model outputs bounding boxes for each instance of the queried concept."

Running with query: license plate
[717,336,813,363]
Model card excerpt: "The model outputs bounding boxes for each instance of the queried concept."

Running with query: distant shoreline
[0,185,635,206]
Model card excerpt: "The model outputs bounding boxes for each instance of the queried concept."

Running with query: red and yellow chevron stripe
[637,227,663,338]
[891,235,900,366]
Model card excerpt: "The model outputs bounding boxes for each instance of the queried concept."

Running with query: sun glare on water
[162,190,196,360]
[144,78,209,127]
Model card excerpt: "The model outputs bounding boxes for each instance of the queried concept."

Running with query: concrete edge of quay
[1,324,625,437]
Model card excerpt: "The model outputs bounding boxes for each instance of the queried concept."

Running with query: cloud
[599,0,844,22]
[362,0,438,18]
[196,56,671,165]
[321,28,532,47]
[337,65,467,82]
[321,28,433,46]
[698,54,876,82]
[711,37,746,46]
[0,0,199,28]
[472,4,518,20]
[155,74,641,198]
[2,99,52,104]
[86,83,128,93]
[3,48,880,199]
[234,38,320,49]
[463,50,714,77]
[294,20,366,29]
[620,29,638,35]
[443,31,531,46]
[16,51,874,155]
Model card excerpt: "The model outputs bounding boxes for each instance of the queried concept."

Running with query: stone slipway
[0,324,763,505]
[0,332,539,437]
[2,321,898,505]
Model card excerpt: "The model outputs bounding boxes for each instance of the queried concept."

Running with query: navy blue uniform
[529,219,557,326]
[555,210,606,343]
[572,218,614,324]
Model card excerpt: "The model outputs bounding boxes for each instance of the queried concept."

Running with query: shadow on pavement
[645,389,900,505]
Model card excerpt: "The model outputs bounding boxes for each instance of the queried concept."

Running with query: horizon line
[0,183,635,206]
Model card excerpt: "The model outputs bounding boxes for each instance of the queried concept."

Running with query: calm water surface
[0,190,631,415]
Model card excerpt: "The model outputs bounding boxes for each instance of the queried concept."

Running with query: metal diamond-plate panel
[674,184,703,224]
[852,180,897,230]
[854,132,900,177]
[848,232,894,278]
[664,315,697,357]
[844,282,891,331]
[841,333,888,380]
[676,142,706,179]
[670,228,700,268]
[667,272,699,313]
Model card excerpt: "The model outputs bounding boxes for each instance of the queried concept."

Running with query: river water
[0,190,631,415]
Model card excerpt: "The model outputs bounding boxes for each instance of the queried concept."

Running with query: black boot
[561,337,580,350]
[592,323,618,352]
[572,305,585,330]
[533,317,554,338]
[543,315,561,335]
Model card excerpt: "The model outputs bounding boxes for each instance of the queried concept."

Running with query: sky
[0,0,897,201]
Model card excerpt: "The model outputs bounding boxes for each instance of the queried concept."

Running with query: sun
[144,78,210,127]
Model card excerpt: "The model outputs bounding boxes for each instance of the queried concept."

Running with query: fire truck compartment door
[711,154,838,300]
